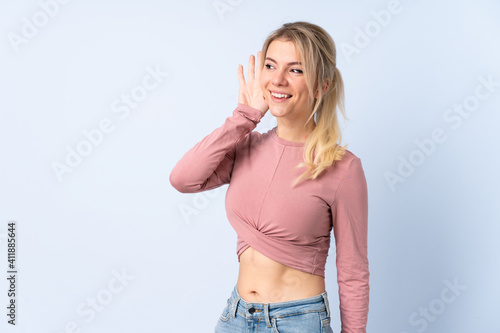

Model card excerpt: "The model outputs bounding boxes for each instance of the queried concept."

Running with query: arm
[169,103,264,193]
[170,51,268,193]
[331,157,370,333]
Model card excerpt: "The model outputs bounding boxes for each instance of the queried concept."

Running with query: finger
[238,64,246,87]
[248,55,255,81]
[256,51,262,81]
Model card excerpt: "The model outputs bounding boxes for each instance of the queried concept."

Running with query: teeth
[271,92,291,98]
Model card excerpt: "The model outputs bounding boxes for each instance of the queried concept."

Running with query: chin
[268,106,284,118]
[269,104,290,115]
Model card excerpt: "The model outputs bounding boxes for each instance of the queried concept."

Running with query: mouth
[269,90,293,100]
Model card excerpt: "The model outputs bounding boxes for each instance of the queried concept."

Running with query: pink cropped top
[169,103,369,332]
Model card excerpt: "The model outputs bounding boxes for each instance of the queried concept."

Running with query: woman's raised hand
[238,51,269,114]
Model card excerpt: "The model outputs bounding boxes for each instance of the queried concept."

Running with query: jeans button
[248,307,256,314]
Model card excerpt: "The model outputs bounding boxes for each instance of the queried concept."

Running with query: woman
[169,21,369,333]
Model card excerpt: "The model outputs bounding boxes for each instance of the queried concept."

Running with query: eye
[291,68,303,74]
[265,63,274,70]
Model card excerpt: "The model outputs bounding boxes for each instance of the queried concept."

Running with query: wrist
[236,103,266,121]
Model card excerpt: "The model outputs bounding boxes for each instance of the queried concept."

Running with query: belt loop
[231,287,238,319]
[322,291,331,318]
[231,298,237,319]
[264,303,272,327]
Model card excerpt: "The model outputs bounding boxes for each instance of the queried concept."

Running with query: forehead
[266,39,301,63]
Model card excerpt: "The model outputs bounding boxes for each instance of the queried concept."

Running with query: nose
[271,69,288,86]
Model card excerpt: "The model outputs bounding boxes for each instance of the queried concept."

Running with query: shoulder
[339,150,366,181]
[336,150,367,195]
[311,149,367,207]
[321,149,366,191]
[325,149,364,177]
[340,149,360,165]
[343,150,365,173]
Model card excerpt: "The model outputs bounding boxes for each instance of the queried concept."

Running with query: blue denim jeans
[214,285,334,332]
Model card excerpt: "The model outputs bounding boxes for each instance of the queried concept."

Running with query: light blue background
[1,0,499,332]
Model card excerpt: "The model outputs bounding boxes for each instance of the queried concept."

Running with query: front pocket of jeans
[272,312,321,333]
[272,318,281,333]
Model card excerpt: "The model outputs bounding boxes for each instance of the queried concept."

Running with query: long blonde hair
[260,21,348,188]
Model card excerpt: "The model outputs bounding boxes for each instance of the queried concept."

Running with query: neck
[275,122,316,143]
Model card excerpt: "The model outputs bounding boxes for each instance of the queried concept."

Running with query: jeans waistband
[228,285,331,328]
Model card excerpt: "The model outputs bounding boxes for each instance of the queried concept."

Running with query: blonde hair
[259,21,348,188]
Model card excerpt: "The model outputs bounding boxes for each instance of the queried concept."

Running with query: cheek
[260,77,268,92]
[297,84,310,99]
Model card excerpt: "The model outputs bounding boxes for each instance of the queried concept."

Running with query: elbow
[169,169,203,193]
[169,170,189,193]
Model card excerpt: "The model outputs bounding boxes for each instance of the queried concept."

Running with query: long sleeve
[169,103,264,193]
[331,157,369,333]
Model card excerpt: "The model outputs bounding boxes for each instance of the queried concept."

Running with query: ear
[314,79,330,98]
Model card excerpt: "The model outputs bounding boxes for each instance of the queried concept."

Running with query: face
[260,39,313,120]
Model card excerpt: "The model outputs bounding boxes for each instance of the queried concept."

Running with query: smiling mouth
[270,90,292,99]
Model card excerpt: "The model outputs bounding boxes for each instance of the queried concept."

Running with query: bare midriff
[236,246,325,303]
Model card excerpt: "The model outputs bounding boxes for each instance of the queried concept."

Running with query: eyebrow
[265,57,302,66]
